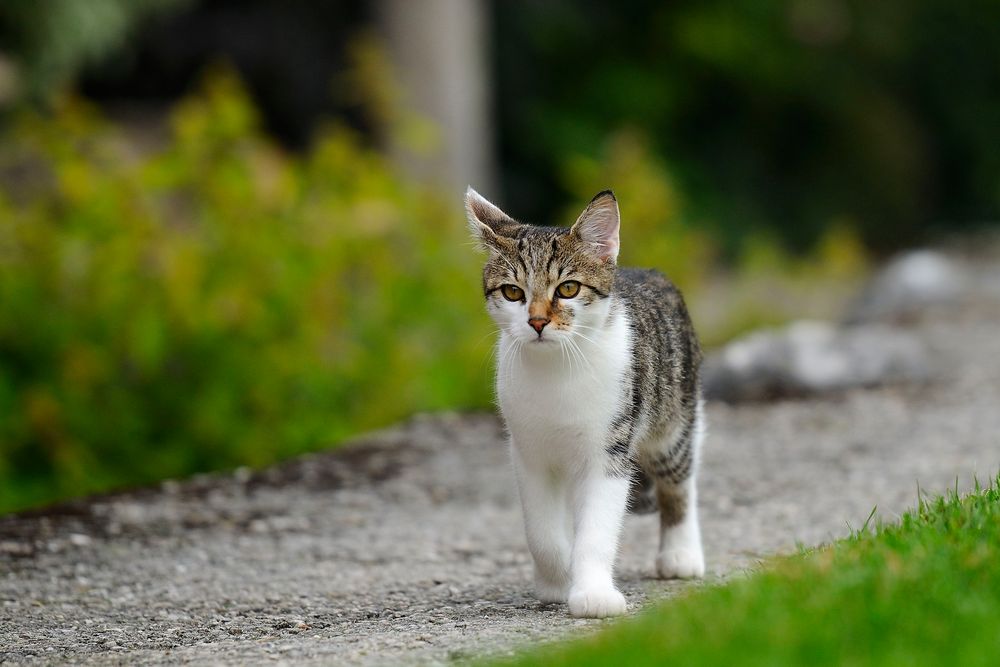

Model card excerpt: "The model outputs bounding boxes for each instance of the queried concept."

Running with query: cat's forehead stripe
[545,237,559,275]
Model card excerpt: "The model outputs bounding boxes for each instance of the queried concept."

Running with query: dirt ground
[2,248,1000,665]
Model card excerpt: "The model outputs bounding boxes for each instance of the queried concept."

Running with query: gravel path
[3,250,1000,665]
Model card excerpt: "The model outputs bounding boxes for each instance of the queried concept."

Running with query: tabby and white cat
[466,188,705,618]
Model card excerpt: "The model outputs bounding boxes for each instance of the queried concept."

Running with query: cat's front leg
[568,469,630,618]
[512,446,572,603]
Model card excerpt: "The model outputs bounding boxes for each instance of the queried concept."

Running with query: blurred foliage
[0,40,871,512]
[564,131,710,289]
[339,31,442,161]
[7,0,995,253]
[496,0,1000,253]
[0,68,865,513]
[0,0,190,103]
[0,69,494,513]
[562,128,869,347]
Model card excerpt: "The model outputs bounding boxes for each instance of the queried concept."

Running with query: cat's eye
[500,284,524,301]
[556,281,581,299]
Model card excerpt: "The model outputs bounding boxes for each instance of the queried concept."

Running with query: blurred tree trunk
[375,0,497,198]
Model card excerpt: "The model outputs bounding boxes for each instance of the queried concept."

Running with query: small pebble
[68,533,92,547]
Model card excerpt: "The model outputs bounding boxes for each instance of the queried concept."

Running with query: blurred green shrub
[562,130,714,291]
[0,70,493,512]
[562,128,869,346]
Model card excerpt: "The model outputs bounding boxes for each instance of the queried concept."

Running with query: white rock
[68,533,92,547]
[703,320,930,401]
[846,250,967,323]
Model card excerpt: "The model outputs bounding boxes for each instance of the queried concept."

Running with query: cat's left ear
[571,190,620,263]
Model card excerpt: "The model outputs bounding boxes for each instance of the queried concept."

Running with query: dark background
[5,0,997,251]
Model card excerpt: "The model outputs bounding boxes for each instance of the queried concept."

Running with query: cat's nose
[528,317,550,334]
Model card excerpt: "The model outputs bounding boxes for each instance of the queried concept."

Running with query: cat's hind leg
[647,403,705,579]
[655,475,704,579]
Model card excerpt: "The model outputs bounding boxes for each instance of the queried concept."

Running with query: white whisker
[564,337,581,377]
[572,330,600,347]
[567,336,597,381]
[496,336,525,389]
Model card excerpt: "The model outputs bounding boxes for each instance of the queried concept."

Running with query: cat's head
[465,187,619,346]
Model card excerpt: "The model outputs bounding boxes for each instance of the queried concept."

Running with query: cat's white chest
[496,311,631,467]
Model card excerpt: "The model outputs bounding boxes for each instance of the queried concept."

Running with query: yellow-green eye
[500,284,524,301]
[556,281,581,299]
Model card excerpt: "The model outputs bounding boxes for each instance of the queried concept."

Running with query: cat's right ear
[465,187,513,251]
[571,190,620,263]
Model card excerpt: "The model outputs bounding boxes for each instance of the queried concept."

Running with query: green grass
[491,475,1000,666]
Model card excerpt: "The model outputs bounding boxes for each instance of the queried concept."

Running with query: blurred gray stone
[703,320,930,402]
[846,249,967,323]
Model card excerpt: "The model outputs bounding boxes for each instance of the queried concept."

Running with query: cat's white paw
[656,548,705,579]
[568,587,627,618]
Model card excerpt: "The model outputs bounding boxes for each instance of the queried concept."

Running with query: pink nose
[528,317,550,334]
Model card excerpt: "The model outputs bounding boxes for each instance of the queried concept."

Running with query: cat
[466,187,706,618]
